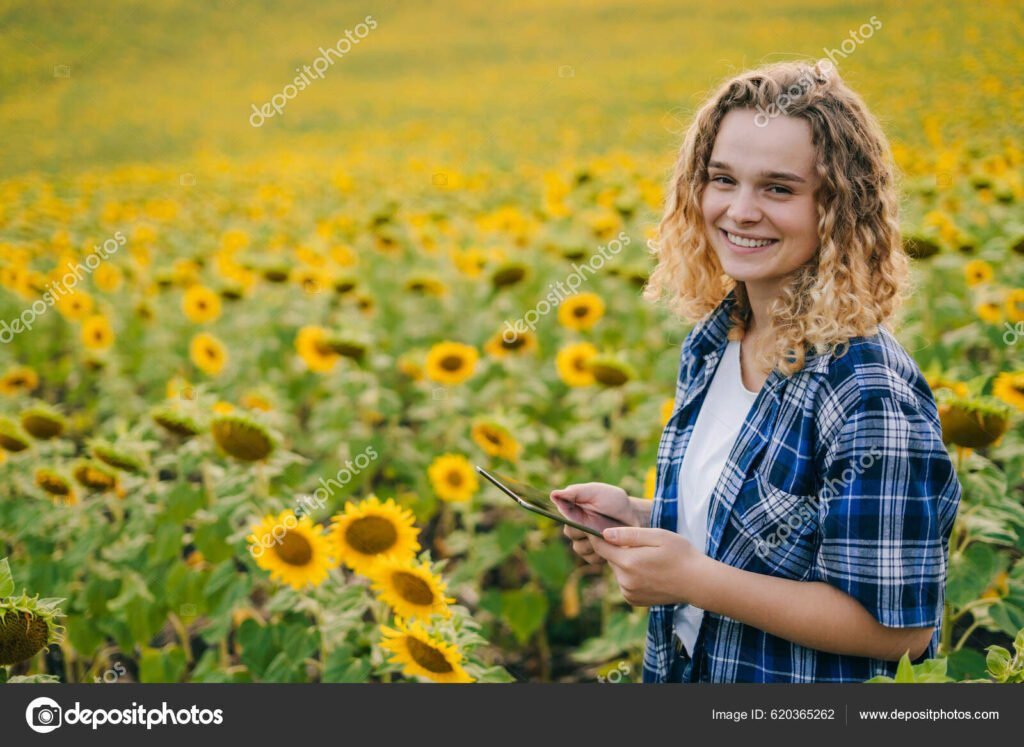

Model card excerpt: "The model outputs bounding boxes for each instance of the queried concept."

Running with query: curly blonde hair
[642,60,910,375]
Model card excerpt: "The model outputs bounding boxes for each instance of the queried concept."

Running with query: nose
[725,186,763,224]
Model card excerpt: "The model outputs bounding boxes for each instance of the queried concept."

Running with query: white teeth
[725,231,776,248]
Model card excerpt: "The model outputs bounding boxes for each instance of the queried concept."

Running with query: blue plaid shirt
[643,291,962,682]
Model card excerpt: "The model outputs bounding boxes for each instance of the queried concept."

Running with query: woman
[553,60,962,683]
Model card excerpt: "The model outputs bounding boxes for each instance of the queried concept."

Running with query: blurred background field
[0,0,1023,684]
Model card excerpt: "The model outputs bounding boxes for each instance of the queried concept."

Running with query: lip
[719,228,779,255]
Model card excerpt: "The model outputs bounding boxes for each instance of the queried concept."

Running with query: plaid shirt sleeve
[812,392,960,629]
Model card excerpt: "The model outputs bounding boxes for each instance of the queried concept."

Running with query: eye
[766,184,792,195]
[709,174,733,185]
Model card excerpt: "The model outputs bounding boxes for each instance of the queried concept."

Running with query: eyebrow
[707,160,807,183]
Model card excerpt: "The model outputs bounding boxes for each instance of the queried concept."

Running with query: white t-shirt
[672,339,759,655]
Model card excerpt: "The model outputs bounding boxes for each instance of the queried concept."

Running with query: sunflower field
[1,0,1023,684]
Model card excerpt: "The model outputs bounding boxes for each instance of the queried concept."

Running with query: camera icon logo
[25,697,62,733]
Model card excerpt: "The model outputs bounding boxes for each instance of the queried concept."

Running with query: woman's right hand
[550,482,639,565]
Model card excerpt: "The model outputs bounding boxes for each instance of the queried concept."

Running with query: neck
[741,279,779,338]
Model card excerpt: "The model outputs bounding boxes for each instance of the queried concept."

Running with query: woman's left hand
[589,527,708,607]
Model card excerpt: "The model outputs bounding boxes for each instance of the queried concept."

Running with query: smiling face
[701,108,822,302]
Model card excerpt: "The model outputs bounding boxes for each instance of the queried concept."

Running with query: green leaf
[946,647,988,680]
[236,620,276,678]
[946,543,1005,607]
[0,558,14,598]
[498,588,549,644]
[526,541,573,590]
[894,652,916,682]
[323,646,371,683]
[139,646,187,683]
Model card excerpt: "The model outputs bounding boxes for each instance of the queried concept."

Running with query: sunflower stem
[954,618,983,652]
[536,626,552,682]
[167,611,193,663]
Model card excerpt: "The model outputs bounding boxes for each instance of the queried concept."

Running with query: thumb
[601,526,661,547]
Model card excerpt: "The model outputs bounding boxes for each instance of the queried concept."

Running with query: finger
[571,539,593,557]
[601,526,663,547]
[564,524,587,541]
[588,533,625,562]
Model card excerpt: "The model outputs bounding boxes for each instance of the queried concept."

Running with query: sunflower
[937,393,1012,448]
[0,365,39,397]
[0,592,65,667]
[247,511,338,590]
[903,235,940,260]
[589,354,636,387]
[993,371,1024,412]
[644,466,657,499]
[660,398,675,426]
[190,332,228,376]
[425,341,479,385]
[93,263,123,292]
[484,328,538,358]
[0,416,32,452]
[296,325,341,374]
[18,404,64,442]
[240,390,273,411]
[292,266,329,295]
[490,260,529,289]
[427,453,479,502]
[558,292,605,331]
[35,468,77,504]
[332,272,359,295]
[981,571,1011,600]
[403,273,447,297]
[976,300,1003,324]
[91,440,146,474]
[378,617,474,683]
[56,290,94,321]
[1006,289,1024,323]
[925,373,970,399]
[330,495,421,575]
[81,314,115,351]
[166,375,194,401]
[71,459,119,493]
[368,557,455,620]
[151,405,205,437]
[397,351,425,381]
[470,418,521,461]
[963,259,993,287]
[182,284,222,323]
[211,412,275,461]
[555,342,598,387]
[450,246,488,277]
[321,331,369,362]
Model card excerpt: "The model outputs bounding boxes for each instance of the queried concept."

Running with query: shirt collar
[693,289,835,391]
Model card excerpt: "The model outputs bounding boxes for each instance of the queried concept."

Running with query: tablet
[475,466,626,537]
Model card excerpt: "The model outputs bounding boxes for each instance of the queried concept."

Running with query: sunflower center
[406,637,455,674]
[276,531,313,565]
[572,356,587,372]
[572,305,589,318]
[483,429,501,445]
[440,355,464,372]
[502,336,525,350]
[446,470,463,487]
[346,516,398,555]
[392,571,437,605]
